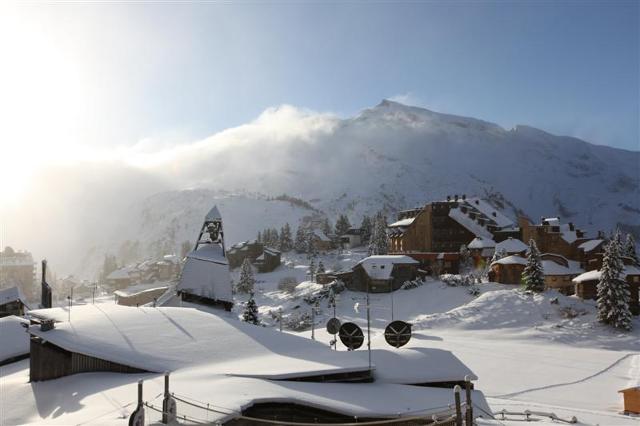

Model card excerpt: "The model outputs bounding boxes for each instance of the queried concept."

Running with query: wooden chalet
[540,253,583,295]
[519,216,591,261]
[388,196,519,274]
[572,262,640,315]
[340,228,364,249]
[349,255,419,293]
[227,240,264,269]
[255,247,281,273]
[0,286,29,318]
[489,255,526,284]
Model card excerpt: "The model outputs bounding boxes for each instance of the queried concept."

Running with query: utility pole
[366,281,371,370]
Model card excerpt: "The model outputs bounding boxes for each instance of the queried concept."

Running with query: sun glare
[0,5,89,204]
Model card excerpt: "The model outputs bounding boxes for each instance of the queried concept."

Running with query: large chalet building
[387,195,519,273]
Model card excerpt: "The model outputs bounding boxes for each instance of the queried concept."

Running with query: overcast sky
[0,1,638,183]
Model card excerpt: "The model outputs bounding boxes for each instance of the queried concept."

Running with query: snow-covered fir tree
[322,218,333,237]
[624,234,638,263]
[490,248,507,264]
[368,212,388,255]
[335,214,351,236]
[317,260,325,275]
[278,223,293,252]
[242,292,260,325]
[306,230,318,258]
[597,236,632,331]
[308,257,316,282]
[360,215,373,243]
[256,231,262,243]
[294,226,307,253]
[522,239,544,292]
[236,258,255,293]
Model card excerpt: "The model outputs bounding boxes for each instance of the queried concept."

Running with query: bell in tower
[176,205,233,311]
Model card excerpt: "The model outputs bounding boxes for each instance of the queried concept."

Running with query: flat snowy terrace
[28,304,372,379]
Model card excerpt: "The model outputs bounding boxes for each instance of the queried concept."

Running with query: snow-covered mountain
[5,100,638,277]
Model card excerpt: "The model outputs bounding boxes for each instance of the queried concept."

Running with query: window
[380,265,385,269]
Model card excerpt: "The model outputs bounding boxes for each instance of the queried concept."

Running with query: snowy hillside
[5,100,638,277]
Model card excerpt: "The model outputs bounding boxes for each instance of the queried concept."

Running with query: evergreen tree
[335,214,351,236]
[459,245,474,274]
[317,260,326,275]
[490,248,507,264]
[279,223,293,252]
[361,215,373,242]
[308,257,316,282]
[322,218,333,236]
[294,226,307,253]
[306,229,318,258]
[256,231,262,243]
[522,240,544,292]
[597,236,632,330]
[368,212,388,255]
[242,292,260,325]
[236,258,255,293]
[624,234,638,263]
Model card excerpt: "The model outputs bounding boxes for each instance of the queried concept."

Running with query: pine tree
[522,239,544,292]
[597,236,632,330]
[294,226,307,253]
[242,292,260,325]
[236,259,255,294]
[624,234,638,263]
[308,257,316,282]
[368,212,388,255]
[322,218,333,236]
[256,231,262,243]
[490,248,507,264]
[279,223,293,252]
[361,215,373,243]
[306,229,318,258]
[317,260,326,275]
[335,214,351,236]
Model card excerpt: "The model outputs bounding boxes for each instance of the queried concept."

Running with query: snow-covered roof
[578,239,604,253]
[468,237,496,249]
[541,260,583,276]
[573,265,640,283]
[572,270,601,283]
[464,197,515,228]
[158,373,490,423]
[106,268,131,281]
[495,237,528,254]
[448,208,493,239]
[205,205,222,221]
[369,347,477,384]
[388,217,415,228]
[113,283,170,297]
[0,286,28,306]
[0,315,29,363]
[491,255,527,267]
[178,243,233,303]
[356,255,419,280]
[28,304,372,379]
[312,229,331,242]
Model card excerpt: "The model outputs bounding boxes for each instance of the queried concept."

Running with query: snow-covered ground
[226,250,640,425]
[2,249,640,425]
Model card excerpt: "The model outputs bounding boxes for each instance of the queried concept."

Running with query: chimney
[454,194,459,201]
[462,194,466,201]
[446,195,451,202]
[41,260,52,309]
